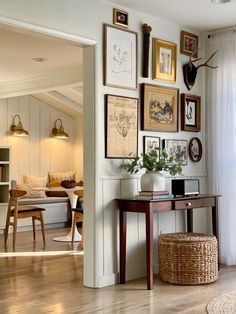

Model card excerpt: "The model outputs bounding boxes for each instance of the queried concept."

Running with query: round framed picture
[189,137,202,162]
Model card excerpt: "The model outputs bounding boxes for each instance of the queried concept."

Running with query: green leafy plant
[121,148,183,176]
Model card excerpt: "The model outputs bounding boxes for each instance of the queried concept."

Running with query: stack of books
[135,190,173,200]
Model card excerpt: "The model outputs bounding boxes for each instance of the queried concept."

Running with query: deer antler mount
[183,50,218,90]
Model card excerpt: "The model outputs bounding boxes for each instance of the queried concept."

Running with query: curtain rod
[208,25,236,38]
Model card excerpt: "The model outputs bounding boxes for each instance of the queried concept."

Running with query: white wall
[0,95,77,227]
[0,0,207,288]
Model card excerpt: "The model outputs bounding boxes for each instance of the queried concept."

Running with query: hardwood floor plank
[1,229,236,313]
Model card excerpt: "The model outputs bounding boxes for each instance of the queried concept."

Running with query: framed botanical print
[152,38,177,82]
[180,31,199,58]
[163,139,188,165]
[181,94,201,132]
[105,94,138,158]
[104,24,138,90]
[143,136,160,155]
[141,83,179,132]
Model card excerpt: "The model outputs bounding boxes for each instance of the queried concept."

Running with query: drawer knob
[186,202,192,206]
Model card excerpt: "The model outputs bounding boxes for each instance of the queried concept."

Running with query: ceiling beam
[0,69,83,98]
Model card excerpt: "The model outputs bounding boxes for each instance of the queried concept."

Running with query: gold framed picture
[141,83,179,132]
[180,31,199,58]
[113,8,128,28]
[152,38,177,82]
[181,93,201,132]
[105,94,138,158]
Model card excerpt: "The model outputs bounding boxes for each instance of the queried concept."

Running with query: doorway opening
[0,20,97,288]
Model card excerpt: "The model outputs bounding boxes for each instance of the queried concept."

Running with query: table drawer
[174,199,201,210]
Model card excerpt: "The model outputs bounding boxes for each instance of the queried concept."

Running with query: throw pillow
[16,183,46,198]
[23,175,47,187]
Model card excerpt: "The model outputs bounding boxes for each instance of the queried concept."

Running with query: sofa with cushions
[13,171,79,229]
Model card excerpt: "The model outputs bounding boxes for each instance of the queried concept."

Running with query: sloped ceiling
[0,26,83,116]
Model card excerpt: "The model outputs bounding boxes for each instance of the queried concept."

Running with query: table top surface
[116,194,221,202]
[33,186,83,191]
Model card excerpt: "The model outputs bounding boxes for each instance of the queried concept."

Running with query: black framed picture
[189,137,202,162]
[143,136,160,155]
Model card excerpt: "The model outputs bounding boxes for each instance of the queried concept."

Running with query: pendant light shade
[10,115,29,136]
[52,119,69,139]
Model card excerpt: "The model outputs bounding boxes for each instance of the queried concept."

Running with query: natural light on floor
[0,250,84,257]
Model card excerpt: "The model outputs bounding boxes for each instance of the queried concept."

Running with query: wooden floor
[1,229,236,314]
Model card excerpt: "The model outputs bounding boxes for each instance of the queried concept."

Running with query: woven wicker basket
[158,233,218,285]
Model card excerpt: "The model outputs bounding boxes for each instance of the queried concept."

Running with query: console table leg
[212,198,220,269]
[119,210,126,284]
[146,209,153,290]
[187,209,193,232]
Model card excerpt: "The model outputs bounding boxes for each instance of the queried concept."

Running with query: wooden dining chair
[71,189,83,247]
[4,189,46,248]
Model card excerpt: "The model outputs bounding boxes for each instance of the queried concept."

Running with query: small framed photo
[180,31,199,58]
[143,136,160,155]
[152,38,177,82]
[181,94,201,132]
[141,83,179,132]
[104,24,137,90]
[105,94,138,159]
[113,8,128,28]
[163,139,188,165]
[189,137,202,162]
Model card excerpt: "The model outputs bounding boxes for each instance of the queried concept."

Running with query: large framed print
[163,139,188,165]
[181,93,201,132]
[152,38,177,82]
[105,94,138,158]
[141,83,179,132]
[104,24,138,90]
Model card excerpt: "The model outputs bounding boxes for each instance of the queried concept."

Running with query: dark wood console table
[116,194,220,290]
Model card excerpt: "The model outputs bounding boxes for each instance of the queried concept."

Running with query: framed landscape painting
[104,24,137,90]
[141,83,179,132]
[105,94,138,158]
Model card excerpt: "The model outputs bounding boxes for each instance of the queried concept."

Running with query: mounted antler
[183,50,218,90]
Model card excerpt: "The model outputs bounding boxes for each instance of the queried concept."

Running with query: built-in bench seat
[17,196,71,227]
[18,196,69,206]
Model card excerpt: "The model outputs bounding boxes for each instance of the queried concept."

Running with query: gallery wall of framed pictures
[103,9,203,165]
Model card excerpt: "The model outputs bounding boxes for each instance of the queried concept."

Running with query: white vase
[140,171,165,192]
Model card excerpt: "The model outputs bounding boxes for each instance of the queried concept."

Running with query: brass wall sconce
[52,119,69,139]
[10,115,29,136]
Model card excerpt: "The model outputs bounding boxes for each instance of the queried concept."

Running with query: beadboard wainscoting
[97,174,208,284]
[0,95,81,230]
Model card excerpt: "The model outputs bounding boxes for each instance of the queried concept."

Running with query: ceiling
[108,0,236,32]
[0,26,84,116]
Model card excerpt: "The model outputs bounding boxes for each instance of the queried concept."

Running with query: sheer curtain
[207,30,236,265]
